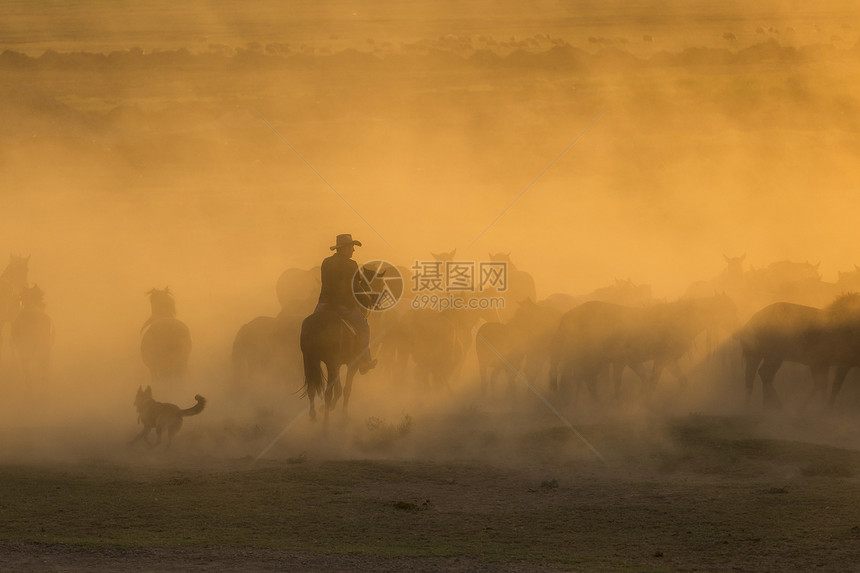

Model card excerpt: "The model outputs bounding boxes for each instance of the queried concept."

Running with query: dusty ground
[5,391,860,572]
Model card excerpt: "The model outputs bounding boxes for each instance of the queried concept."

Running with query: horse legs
[308,395,317,422]
[644,361,661,397]
[611,362,626,402]
[342,366,357,421]
[556,358,576,402]
[583,364,602,407]
[323,362,343,422]
[548,357,560,395]
[665,359,687,391]
[795,364,829,415]
[627,361,650,399]
[479,361,491,396]
[502,352,524,399]
[830,365,853,407]
[487,364,502,396]
[757,358,783,410]
[36,352,50,387]
[523,355,543,388]
[805,364,830,407]
[743,351,763,406]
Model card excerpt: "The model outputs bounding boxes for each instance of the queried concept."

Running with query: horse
[549,299,648,404]
[540,277,653,315]
[744,260,832,309]
[615,293,739,392]
[487,252,537,322]
[140,287,191,383]
[837,265,860,293]
[685,254,746,301]
[550,293,738,404]
[476,298,560,396]
[0,255,30,360]
[393,302,496,394]
[403,309,466,393]
[299,265,385,422]
[11,284,53,385]
[231,311,302,386]
[385,250,494,388]
[476,321,525,397]
[736,293,860,410]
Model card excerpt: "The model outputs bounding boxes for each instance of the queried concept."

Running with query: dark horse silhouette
[11,284,54,385]
[0,255,29,361]
[549,293,738,404]
[737,293,860,410]
[300,265,384,422]
[476,298,560,397]
[400,308,467,394]
[140,287,191,383]
[232,311,302,386]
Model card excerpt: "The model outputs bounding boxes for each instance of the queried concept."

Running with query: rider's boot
[358,350,377,375]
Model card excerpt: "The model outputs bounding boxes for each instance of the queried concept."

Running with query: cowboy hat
[330,233,362,251]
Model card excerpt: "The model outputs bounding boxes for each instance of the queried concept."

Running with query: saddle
[313,304,357,337]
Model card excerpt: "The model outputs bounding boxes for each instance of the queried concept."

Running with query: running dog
[131,385,206,448]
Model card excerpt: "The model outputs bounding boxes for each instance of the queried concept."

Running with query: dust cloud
[2,0,860,467]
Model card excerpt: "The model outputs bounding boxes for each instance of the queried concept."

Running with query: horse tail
[302,346,324,399]
[300,315,324,399]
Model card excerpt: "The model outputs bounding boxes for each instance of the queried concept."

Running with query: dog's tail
[181,395,206,417]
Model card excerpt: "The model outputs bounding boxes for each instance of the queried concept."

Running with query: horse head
[353,264,389,311]
[431,249,457,262]
[147,287,177,319]
[509,297,540,326]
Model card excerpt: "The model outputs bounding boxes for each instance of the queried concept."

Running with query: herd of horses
[270,255,860,421]
[6,253,860,424]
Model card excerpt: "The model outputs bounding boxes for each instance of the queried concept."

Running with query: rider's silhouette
[314,234,377,374]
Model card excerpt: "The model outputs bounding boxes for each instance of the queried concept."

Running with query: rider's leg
[344,307,376,371]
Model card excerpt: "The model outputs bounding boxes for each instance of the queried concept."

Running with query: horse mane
[825,292,860,319]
